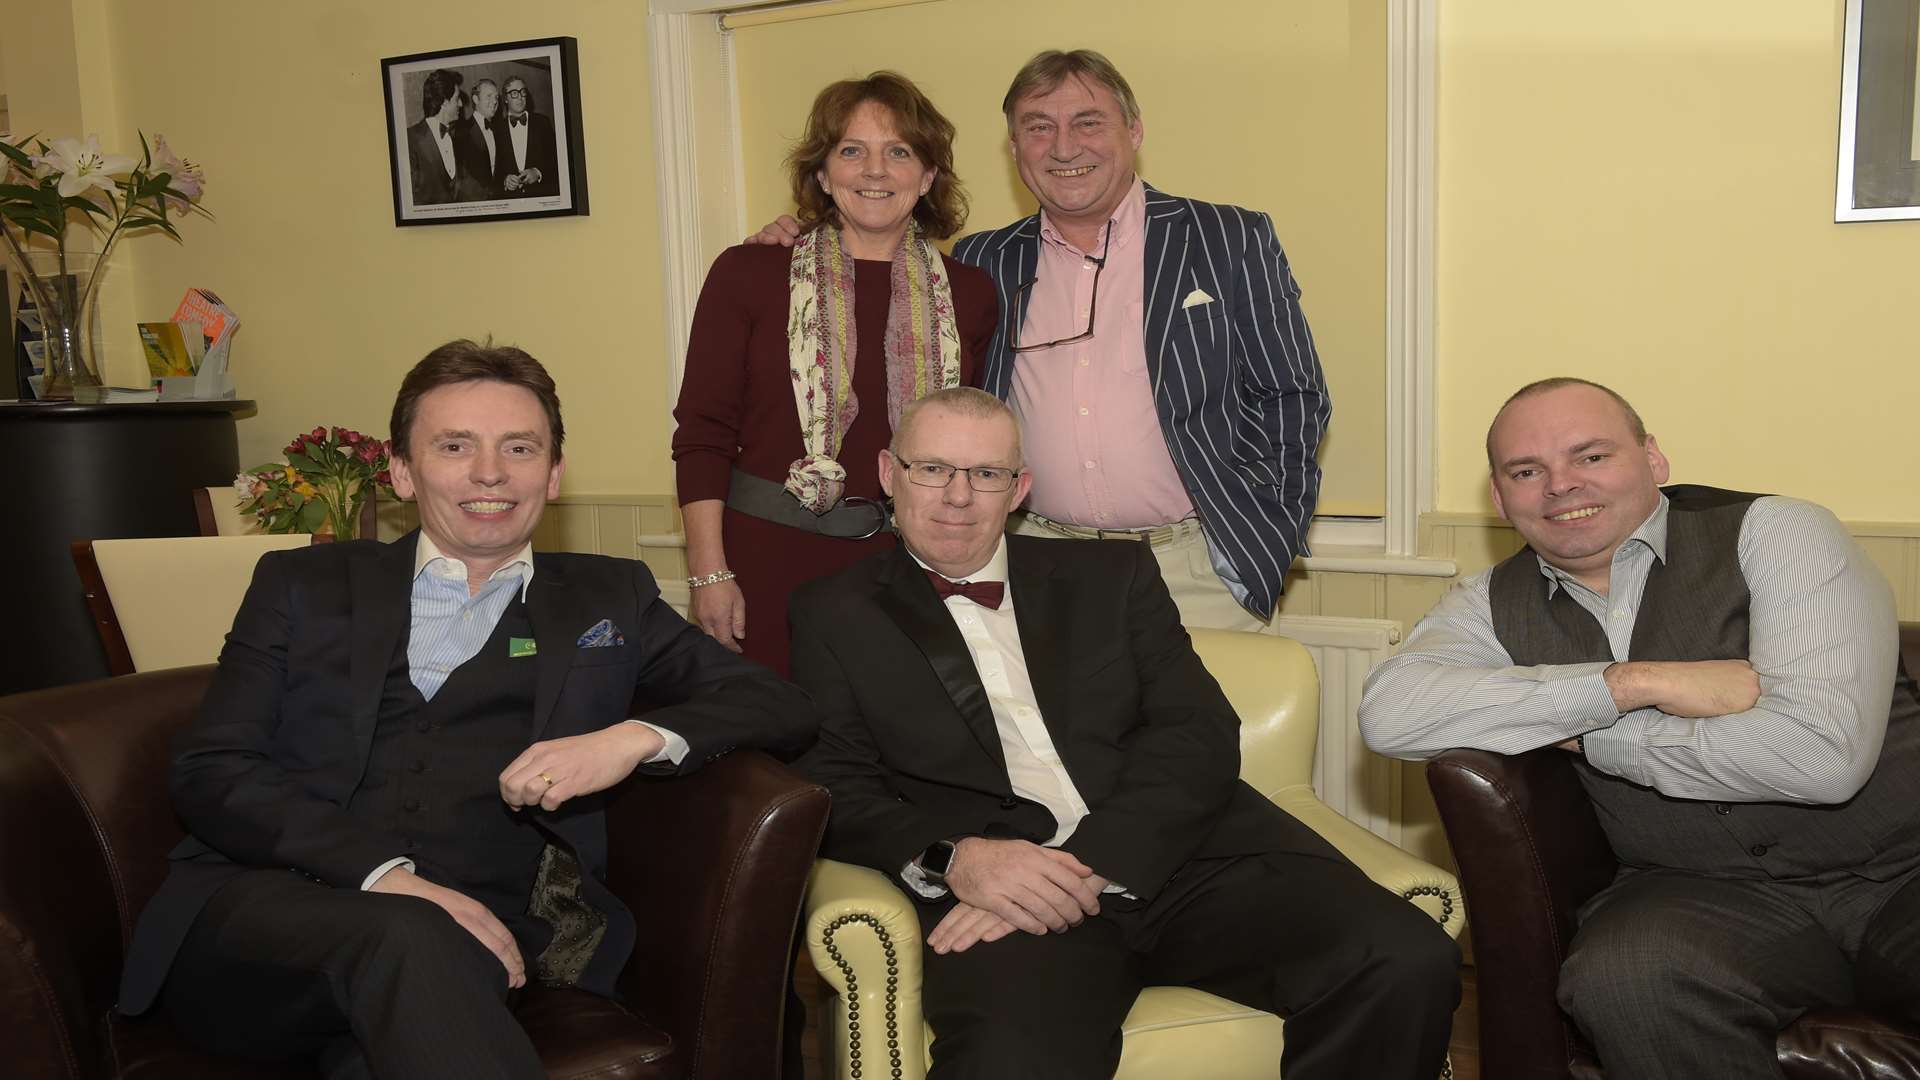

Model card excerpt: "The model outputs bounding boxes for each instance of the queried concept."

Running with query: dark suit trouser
[916,849,1460,1080]
[1558,863,1920,1079]
[160,869,546,1079]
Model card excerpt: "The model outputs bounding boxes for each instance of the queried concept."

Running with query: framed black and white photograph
[381,37,589,226]
[1836,0,1920,221]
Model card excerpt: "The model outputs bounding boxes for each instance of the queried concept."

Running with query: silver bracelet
[687,569,737,589]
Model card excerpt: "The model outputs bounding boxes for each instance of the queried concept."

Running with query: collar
[1039,175,1146,257]
[413,532,535,601]
[907,534,1010,590]
[1535,493,1669,597]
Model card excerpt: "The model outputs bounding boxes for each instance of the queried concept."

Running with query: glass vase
[9,249,104,400]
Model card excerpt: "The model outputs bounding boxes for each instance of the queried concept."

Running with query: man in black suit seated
[406,67,466,205]
[116,340,817,1078]
[454,77,507,201]
[789,387,1459,1080]
[500,75,560,198]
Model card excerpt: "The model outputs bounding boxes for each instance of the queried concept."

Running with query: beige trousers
[1009,513,1277,633]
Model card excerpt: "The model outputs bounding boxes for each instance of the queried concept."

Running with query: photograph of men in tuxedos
[789,387,1459,1079]
[114,340,817,1078]
[406,68,466,205]
[1361,378,1920,1078]
[500,75,560,198]
[454,77,506,201]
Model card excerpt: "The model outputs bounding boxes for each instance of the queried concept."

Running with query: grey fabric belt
[726,468,890,539]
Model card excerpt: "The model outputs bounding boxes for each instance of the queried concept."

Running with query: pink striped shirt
[1008,179,1195,529]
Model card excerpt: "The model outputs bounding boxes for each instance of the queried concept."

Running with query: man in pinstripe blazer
[752,50,1329,632]
[1359,378,1920,1078]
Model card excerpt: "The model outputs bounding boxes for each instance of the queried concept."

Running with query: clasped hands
[926,837,1109,956]
[369,722,666,985]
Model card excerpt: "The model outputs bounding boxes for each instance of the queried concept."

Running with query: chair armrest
[1268,785,1466,937]
[804,858,931,1080]
[604,750,828,1080]
[1426,747,1617,1080]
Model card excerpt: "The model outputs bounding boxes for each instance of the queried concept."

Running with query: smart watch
[918,839,960,886]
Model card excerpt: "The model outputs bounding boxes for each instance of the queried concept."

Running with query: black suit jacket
[452,114,505,200]
[406,118,460,205]
[120,533,816,1014]
[790,534,1337,900]
[502,111,560,197]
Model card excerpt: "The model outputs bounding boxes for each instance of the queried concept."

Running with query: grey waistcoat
[1489,485,1920,880]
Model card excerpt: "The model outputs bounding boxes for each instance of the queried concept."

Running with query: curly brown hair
[786,72,968,240]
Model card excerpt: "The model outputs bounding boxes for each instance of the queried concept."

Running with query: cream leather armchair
[802,628,1464,1080]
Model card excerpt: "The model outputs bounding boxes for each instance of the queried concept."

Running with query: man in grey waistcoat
[1357,376,1920,1077]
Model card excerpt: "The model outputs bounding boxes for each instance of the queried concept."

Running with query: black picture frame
[381,36,589,226]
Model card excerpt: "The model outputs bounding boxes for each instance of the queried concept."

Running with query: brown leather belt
[1020,510,1200,546]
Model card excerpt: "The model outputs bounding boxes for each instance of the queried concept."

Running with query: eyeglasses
[894,458,1022,492]
[504,88,529,98]
[1006,219,1113,354]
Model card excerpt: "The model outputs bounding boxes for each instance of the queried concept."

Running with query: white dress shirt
[900,537,1128,898]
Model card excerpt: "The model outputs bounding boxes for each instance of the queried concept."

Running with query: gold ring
[538,772,555,786]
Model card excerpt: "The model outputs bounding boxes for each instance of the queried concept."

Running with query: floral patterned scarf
[785,220,962,514]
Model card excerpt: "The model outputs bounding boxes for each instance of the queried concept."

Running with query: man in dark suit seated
[407,67,466,205]
[116,340,817,1078]
[500,76,560,198]
[789,387,1458,1080]
[1359,377,1920,1077]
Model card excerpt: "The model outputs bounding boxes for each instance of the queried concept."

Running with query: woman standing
[672,73,997,676]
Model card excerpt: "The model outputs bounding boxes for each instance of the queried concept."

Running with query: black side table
[1,400,256,694]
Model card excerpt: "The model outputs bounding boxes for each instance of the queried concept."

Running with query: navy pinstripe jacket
[952,183,1331,619]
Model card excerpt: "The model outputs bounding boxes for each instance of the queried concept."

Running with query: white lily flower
[36,135,136,199]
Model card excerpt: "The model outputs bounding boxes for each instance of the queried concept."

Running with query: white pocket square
[1180,289,1214,309]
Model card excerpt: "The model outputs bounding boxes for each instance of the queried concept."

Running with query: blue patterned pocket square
[576,619,626,648]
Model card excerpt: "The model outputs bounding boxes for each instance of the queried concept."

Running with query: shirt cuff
[361,856,415,891]
[1539,663,1621,731]
[1582,709,1655,786]
[900,859,950,899]
[624,719,689,765]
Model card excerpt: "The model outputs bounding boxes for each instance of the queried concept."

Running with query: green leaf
[297,499,329,533]
[0,141,32,169]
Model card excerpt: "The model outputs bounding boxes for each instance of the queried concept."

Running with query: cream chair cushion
[91,535,309,672]
[805,629,1464,1080]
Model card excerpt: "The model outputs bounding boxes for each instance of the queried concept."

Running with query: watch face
[923,841,955,876]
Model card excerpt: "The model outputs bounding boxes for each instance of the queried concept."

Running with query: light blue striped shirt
[406,534,536,701]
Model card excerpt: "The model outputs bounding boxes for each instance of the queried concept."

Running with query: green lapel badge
[508,637,538,658]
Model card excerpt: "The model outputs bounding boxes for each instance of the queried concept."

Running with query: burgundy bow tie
[925,570,1004,610]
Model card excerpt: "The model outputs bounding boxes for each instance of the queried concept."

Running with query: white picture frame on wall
[1836,0,1920,221]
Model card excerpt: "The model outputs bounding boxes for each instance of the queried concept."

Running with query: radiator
[1271,615,1406,845]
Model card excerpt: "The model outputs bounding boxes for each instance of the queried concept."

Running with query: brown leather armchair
[0,665,829,1080]
[1425,623,1920,1080]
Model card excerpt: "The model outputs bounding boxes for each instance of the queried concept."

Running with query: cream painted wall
[730,0,1390,517]
[1436,0,1920,522]
[58,0,670,494]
